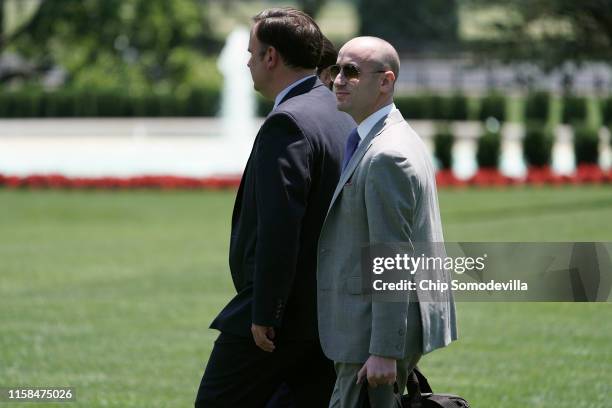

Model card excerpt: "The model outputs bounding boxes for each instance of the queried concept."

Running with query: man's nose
[334,72,345,87]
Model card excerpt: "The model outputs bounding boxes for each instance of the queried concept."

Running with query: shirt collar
[273,75,316,110]
[356,103,397,141]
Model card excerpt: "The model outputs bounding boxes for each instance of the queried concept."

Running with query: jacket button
[395,344,402,351]
[398,329,405,336]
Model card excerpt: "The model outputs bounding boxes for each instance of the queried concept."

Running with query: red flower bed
[0,174,241,190]
[0,166,610,190]
[435,165,611,188]
[467,168,521,187]
[526,165,612,186]
[575,164,609,184]
[435,169,467,187]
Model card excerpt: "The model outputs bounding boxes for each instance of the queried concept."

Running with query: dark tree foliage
[1,0,220,90]
[298,0,327,18]
[357,0,459,52]
[466,0,612,70]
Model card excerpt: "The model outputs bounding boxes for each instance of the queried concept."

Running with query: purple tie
[342,128,360,172]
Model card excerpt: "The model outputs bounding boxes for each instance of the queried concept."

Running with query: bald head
[334,36,400,123]
[340,37,400,79]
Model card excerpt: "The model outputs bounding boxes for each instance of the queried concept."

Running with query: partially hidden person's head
[317,36,338,90]
[248,7,322,99]
[332,36,399,123]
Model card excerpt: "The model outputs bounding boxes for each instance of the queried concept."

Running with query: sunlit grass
[1,186,610,407]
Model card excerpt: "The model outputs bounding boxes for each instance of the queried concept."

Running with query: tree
[465,0,612,71]
[1,0,220,92]
[357,0,459,52]
[0,0,45,49]
[297,0,327,18]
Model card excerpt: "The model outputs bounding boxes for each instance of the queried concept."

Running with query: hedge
[523,122,553,166]
[478,93,505,122]
[0,90,605,125]
[394,94,468,120]
[434,127,454,169]
[524,91,550,122]
[476,130,501,168]
[0,88,220,117]
[602,97,612,126]
[394,95,429,119]
[573,124,599,164]
[561,96,587,124]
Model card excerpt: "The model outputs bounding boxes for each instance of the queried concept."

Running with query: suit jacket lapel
[327,109,406,214]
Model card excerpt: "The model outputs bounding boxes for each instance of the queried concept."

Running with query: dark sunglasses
[329,63,386,80]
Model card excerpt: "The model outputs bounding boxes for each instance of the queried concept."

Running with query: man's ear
[265,47,279,70]
[380,71,396,92]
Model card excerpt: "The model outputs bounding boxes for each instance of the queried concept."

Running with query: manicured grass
[440,186,612,241]
[1,186,611,407]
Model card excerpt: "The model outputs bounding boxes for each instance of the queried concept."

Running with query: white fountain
[218,26,257,143]
[184,26,259,176]
[0,27,259,178]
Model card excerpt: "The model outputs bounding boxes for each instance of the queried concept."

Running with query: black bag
[359,366,470,408]
[402,367,469,408]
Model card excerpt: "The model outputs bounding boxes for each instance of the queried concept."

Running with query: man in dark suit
[194,8,355,408]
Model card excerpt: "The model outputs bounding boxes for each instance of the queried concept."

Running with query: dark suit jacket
[210,77,355,340]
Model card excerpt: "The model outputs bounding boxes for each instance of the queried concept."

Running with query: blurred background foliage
[1,0,612,117]
[358,0,459,52]
[464,0,612,70]
[0,0,221,94]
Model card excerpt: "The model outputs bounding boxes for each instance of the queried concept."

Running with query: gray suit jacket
[317,108,458,363]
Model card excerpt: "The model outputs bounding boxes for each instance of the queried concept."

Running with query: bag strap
[405,370,423,407]
[412,366,433,393]
[405,366,434,407]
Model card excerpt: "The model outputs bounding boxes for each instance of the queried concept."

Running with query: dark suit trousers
[194,332,335,408]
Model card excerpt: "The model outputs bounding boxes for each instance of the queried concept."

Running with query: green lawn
[1,186,611,407]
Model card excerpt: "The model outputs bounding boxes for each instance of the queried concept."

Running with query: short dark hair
[253,8,322,69]
[316,36,337,76]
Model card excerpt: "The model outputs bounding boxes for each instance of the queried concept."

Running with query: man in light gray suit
[317,37,458,407]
